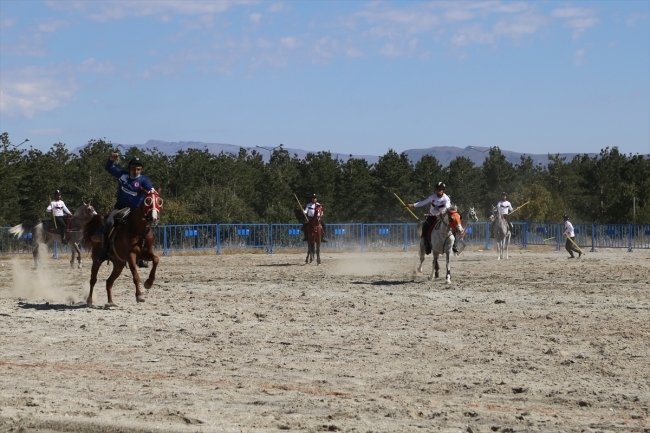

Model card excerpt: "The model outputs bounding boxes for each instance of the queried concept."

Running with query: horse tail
[8,223,35,238]
[83,214,104,250]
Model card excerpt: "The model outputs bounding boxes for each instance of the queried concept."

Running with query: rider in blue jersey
[99,152,155,262]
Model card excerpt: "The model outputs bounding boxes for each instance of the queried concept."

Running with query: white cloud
[574,48,585,65]
[249,13,262,24]
[45,0,258,22]
[26,128,66,136]
[78,58,116,74]
[552,7,599,39]
[280,37,299,49]
[626,12,650,26]
[345,47,364,58]
[268,2,289,13]
[0,74,77,118]
[37,19,68,32]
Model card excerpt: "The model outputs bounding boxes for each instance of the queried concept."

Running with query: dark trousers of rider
[565,237,580,257]
[55,216,67,240]
[421,215,437,239]
[302,220,326,239]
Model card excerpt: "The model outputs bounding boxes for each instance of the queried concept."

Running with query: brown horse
[9,203,97,269]
[305,205,323,265]
[83,190,163,307]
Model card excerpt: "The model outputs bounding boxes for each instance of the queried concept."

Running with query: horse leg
[127,253,145,303]
[105,261,126,307]
[33,242,39,269]
[505,235,510,259]
[87,246,101,306]
[429,254,438,281]
[417,240,425,273]
[445,251,451,284]
[76,243,83,268]
[143,253,159,290]
[70,245,75,268]
[316,239,321,265]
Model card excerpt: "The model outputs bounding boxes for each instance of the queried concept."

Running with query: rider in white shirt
[302,194,327,242]
[496,192,514,232]
[46,190,72,243]
[407,182,454,253]
[563,214,581,258]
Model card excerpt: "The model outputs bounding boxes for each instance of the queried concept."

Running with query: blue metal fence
[2,222,649,256]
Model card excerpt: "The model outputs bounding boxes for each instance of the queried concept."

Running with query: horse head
[447,209,464,238]
[142,190,163,225]
[82,202,97,220]
[468,207,478,222]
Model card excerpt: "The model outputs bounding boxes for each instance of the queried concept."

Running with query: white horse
[490,206,511,260]
[9,203,97,269]
[417,208,464,283]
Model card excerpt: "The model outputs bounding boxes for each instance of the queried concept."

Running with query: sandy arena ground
[0,246,649,433]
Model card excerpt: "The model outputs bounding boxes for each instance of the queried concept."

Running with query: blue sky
[1,0,649,156]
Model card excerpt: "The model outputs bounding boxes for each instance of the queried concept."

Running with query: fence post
[267,224,273,254]
[216,224,221,254]
[628,224,633,252]
[403,223,408,252]
[523,222,527,248]
[52,241,59,259]
[163,226,169,257]
[485,222,490,250]
[590,223,596,252]
[361,224,365,252]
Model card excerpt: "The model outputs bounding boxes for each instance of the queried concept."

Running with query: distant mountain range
[109,139,607,167]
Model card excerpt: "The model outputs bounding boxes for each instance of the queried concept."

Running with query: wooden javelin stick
[564,234,585,255]
[391,191,420,221]
[293,193,309,222]
[543,236,555,241]
[509,201,530,215]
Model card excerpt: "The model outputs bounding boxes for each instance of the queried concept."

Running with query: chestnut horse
[305,205,323,265]
[83,190,163,306]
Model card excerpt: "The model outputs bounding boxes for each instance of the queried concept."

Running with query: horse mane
[82,214,104,251]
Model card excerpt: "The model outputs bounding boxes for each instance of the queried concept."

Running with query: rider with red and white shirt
[497,192,514,231]
[302,193,327,243]
[46,190,72,243]
[407,182,455,252]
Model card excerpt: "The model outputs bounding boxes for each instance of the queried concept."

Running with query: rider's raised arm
[105,157,125,179]
[46,202,53,213]
[413,193,436,208]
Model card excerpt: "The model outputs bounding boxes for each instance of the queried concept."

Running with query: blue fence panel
[152,224,220,254]
[219,224,269,253]
[325,223,363,250]
[364,224,409,250]
[269,224,303,251]
[631,225,650,250]
[457,222,489,249]
[593,224,631,250]
[526,222,563,249]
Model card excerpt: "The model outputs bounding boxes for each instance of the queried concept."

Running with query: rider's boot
[321,226,327,243]
[61,230,67,245]
[99,222,111,262]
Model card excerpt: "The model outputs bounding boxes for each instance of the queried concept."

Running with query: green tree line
[2,132,649,226]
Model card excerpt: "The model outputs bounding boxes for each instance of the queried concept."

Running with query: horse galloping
[305,205,323,265]
[490,206,511,260]
[417,208,464,283]
[83,190,163,306]
[9,203,98,269]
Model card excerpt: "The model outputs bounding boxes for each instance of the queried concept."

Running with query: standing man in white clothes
[496,192,514,232]
[563,214,581,258]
